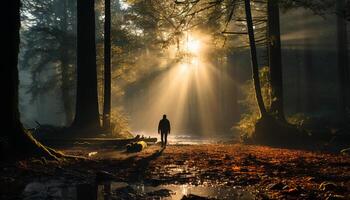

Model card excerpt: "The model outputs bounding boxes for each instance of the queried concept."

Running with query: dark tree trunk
[304,46,314,113]
[336,0,349,121]
[61,54,74,125]
[60,0,74,125]
[103,0,111,130]
[244,0,267,117]
[294,47,302,113]
[72,0,101,131]
[2,0,58,159]
[267,0,284,120]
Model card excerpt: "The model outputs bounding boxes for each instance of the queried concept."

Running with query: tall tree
[336,0,349,121]
[346,1,350,21]
[60,0,75,125]
[294,47,302,113]
[304,38,314,113]
[72,0,101,131]
[244,0,267,117]
[21,0,77,126]
[3,0,58,159]
[103,0,112,130]
[267,0,284,120]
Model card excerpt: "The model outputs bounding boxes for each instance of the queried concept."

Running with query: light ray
[125,31,239,138]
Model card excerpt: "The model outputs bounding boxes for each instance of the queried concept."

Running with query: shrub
[235,67,271,142]
[110,107,133,138]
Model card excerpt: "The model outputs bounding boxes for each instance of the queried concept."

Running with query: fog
[18,3,348,138]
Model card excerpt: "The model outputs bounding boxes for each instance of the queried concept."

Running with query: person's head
[163,114,167,119]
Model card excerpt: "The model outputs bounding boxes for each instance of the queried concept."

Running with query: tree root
[253,114,310,147]
[4,129,87,161]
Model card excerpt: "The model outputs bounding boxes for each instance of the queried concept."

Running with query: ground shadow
[127,147,165,182]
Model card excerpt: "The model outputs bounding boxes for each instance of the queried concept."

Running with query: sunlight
[182,33,203,70]
[125,31,236,137]
[179,63,190,72]
[187,37,201,54]
[180,59,199,73]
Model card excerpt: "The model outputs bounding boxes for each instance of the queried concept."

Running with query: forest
[2,0,350,199]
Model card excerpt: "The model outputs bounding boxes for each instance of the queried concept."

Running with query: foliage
[110,108,133,138]
[279,0,335,15]
[19,0,77,125]
[19,0,342,131]
[236,66,271,141]
[20,0,77,98]
[287,113,311,129]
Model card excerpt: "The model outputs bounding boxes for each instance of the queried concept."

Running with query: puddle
[22,180,255,200]
[22,180,77,200]
[125,183,255,200]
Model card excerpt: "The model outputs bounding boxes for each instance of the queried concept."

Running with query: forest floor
[1,144,350,199]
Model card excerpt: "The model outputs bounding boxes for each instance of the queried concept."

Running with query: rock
[269,182,286,190]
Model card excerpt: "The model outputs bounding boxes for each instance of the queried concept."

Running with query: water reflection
[23,180,77,200]
[23,180,254,200]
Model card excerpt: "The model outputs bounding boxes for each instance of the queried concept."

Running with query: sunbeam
[125,31,238,138]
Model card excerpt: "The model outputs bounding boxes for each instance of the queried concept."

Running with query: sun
[187,37,201,53]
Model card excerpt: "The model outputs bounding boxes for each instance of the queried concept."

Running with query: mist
[18,0,347,139]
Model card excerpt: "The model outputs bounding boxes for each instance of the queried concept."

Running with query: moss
[126,141,148,152]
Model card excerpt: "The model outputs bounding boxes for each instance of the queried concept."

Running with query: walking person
[158,114,171,147]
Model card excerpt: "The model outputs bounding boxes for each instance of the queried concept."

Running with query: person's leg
[164,133,168,146]
[161,133,164,147]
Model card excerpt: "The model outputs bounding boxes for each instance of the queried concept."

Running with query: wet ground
[21,180,254,200]
[1,144,350,199]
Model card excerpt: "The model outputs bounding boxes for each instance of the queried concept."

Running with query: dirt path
[1,144,350,199]
[58,143,350,199]
[137,144,350,199]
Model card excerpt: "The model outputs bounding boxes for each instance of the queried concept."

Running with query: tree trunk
[103,0,111,130]
[244,0,267,117]
[61,55,74,125]
[294,47,302,113]
[267,0,284,120]
[304,45,314,113]
[336,0,349,122]
[2,0,58,160]
[60,0,74,126]
[72,0,101,132]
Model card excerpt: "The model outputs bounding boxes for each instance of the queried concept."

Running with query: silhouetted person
[158,114,171,147]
